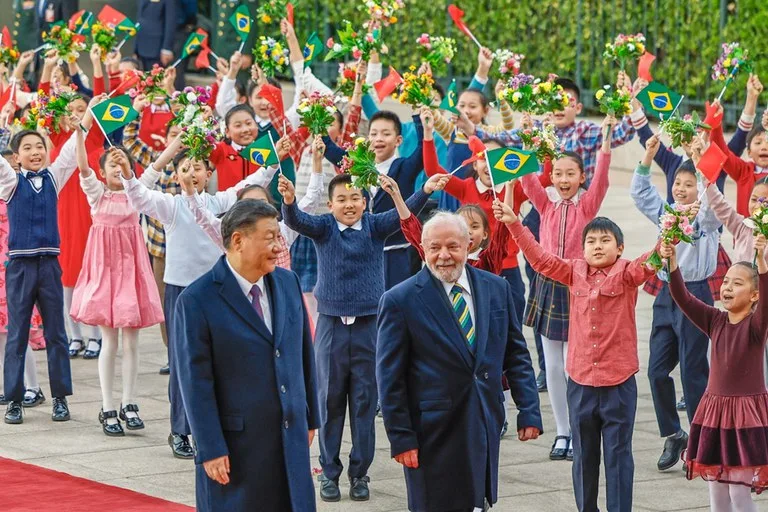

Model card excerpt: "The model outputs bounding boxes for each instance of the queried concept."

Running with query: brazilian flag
[439,79,459,114]
[303,32,324,67]
[180,32,205,59]
[69,10,93,35]
[486,147,539,185]
[637,81,682,120]
[229,5,253,40]
[90,95,138,134]
[240,133,279,167]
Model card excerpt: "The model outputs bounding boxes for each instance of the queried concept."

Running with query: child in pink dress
[69,127,164,437]
[662,238,768,509]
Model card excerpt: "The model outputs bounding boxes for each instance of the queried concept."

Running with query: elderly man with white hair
[376,211,543,512]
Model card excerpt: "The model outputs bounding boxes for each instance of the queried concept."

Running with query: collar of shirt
[468,248,481,261]
[546,186,585,206]
[255,115,270,129]
[230,141,244,152]
[150,104,171,114]
[587,265,610,277]
[441,267,472,297]
[225,257,265,300]
[375,154,397,176]
[756,166,768,175]
[475,179,504,195]
[336,219,363,232]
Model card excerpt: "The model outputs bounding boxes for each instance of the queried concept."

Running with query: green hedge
[286,0,767,115]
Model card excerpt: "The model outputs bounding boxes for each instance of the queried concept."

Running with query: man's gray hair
[221,199,279,249]
[421,211,471,243]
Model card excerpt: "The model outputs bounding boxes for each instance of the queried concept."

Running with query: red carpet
[0,456,194,511]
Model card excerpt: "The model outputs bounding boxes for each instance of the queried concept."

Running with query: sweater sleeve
[668,267,717,338]
[400,215,425,261]
[630,165,664,224]
[579,150,611,218]
[281,200,331,241]
[706,184,747,240]
[371,189,430,239]
[712,123,753,185]
[750,271,768,344]
[321,135,347,168]
[520,172,550,214]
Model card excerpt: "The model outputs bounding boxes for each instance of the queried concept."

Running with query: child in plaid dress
[518,115,616,460]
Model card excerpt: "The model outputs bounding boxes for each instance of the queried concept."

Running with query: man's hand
[203,455,231,485]
[160,49,174,66]
[277,174,295,204]
[394,449,419,469]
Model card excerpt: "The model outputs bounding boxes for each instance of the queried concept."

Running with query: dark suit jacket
[377,266,542,512]
[174,257,319,512]
[135,0,176,58]
[34,0,78,34]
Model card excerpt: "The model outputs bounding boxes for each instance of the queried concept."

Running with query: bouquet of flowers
[492,49,525,81]
[298,92,337,136]
[602,33,646,71]
[341,137,379,190]
[392,67,434,108]
[252,36,289,77]
[595,85,631,116]
[711,42,753,82]
[519,124,560,162]
[16,89,79,134]
[744,198,768,236]
[531,75,570,114]
[325,21,388,62]
[646,203,696,270]
[169,86,221,160]
[361,0,405,27]
[501,74,569,115]
[334,62,370,100]
[0,45,20,68]
[90,21,117,59]
[127,64,168,101]
[256,0,288,24]
[500,73,537,112]
[42,24,88,64]
[659,112,710,149]
[416,34,456,75]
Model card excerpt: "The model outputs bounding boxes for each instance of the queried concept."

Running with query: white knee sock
[63,287,83,341]
[728,469,758,512]
[121,328,140,417]
[98,327,119,424]
[542,335,569,449]
[23,344,38,391]
[709,481,733,512]
[84,324,102,352]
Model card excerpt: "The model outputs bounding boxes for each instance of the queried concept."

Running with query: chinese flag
[195,46,212,70]
[448,5,472,39]
[0,26,12,48]
[697,142,727,184]
[257,83,284,117]
[286,3,294,25]
[374,67,403,102]
[638,52,656,82]
[110,70,141,96]
[97,5,127,27]
[460,137,486,166]
[0,80,17,113]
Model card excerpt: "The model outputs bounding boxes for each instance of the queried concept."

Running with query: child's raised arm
[751,234,768,341]
[75,125,90,177]
[180,163,225,252]
[630,137,664,224]
[663,242,718,336]
[279,174,331,241]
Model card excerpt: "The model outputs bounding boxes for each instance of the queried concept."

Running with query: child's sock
[85,324,102,353]
[98,327,119,425]
[23,344,39,391]
[63,287,83,342]
[121,328,139,419]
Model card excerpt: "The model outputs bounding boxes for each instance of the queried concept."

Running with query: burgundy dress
[669,268,768,492]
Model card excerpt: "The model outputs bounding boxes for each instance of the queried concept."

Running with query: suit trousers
[4,256,72,402]
[648,280,711,437]
[164,283,190,436]
[568,376,637,512]
[316,314,377,481]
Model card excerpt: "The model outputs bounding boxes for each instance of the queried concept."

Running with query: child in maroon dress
[662,237,768,509]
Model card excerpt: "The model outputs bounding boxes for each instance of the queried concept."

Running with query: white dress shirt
[368,154,397,200]
[226,258,272,333]
[336,220,363,325]
[440,267,476,329]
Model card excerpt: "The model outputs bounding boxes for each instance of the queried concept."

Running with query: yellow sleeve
[433,109,455,141]
[499,99,515,130]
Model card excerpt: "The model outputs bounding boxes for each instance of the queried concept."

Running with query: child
[662,238,768,508]
[518,115,616,461]
[322,108,426,289]
[70,129,164,437]
[121,146,279,459]
[0,102,97,424]
[280,172,438,502]
[494,199,657,512]
[631,135,721,472]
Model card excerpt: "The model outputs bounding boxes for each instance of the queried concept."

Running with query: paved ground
[1,104,765,511]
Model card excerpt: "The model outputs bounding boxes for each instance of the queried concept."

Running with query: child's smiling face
[16,133,47,171]
[457,90,488,125]
[583,229,623,268]
[748,131,768,168]
[671,170,698,205]
[748,183,768,215]
[720,264,759,313]
[552,90,582,128]
[225,110,257,146]
[551,155,585,200]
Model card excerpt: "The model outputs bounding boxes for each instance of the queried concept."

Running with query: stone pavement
[1,106,766,510]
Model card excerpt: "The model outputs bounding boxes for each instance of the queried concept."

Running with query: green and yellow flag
[439,79,459,114]
[91,95,138,134]
[486,147,539,185]
[229,5,253,40]
[180,32,205,59]
[68,10,93,35]
[637,81,682,120]
[240,133,279,167]
[303,32,324,67]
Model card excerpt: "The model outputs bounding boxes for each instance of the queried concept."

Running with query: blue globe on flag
[503,152,521,172]
[652,94,669,110]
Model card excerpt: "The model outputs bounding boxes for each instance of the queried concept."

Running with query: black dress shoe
[350,475,370,501]
[168,433,194,459]
[159,364,170,376]
[22,388,45,408]
[4,401,22,424]
[319,474,341,502]
[99,409,125,437]
[68,339,84,358]
[657,431,688,471]
[82,339,102,359]
[566,446,574,462]
[0,394,8,406]
[549,435,570,461]
[119,404,145,430]
[536,371,547,392]
[52,397,70,421]
[676,396,687,411]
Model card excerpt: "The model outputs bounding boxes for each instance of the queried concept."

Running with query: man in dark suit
[377,212,543,512]
[34,0,78,35]
[174,200,319,512]
[135,0,177,70]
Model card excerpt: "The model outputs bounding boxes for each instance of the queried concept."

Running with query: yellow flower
[355,137,366,145]
[723,58,731,68]
[512,91,522,103]
[540,82,552,92]
[261,14,272,23]
[259,45,267,53]
[389,16,397,23]
[637,43,645,54]
[595,89,605,101]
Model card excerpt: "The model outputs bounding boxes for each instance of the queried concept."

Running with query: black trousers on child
[4,256,72,402]
[648,280,710,437]
[165,283,190,436]
[568,376,637,512]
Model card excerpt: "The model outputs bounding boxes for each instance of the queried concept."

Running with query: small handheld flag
[286,3,295,25]
[115,22,141,51]
[0,26,12,48]
[303,32,323,67]
[240,133,279,168]
[90,94,138,135]
[486,147,539,185]
[636,81,682,120]
[637,52,655,82]
[440,79,459,114]
[373,67,404,102]
[229,5,253,53]
[68,10,93,35]
[97,5,136,36]
[448,4,481,49]
[697,142,727,185]
[195,28,219,60]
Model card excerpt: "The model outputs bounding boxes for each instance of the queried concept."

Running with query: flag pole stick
[115,23,140,52]
[209,49,220,61]
[657,95,685,137]
[89,107,114,148]
[465,29,482,50]
[716,65,739,103]
[267,131,282,175]
[449,165,464,175]
[238,41,246,53]
[207,66,217,73]
[169,58,182,69]
[75,12,92,35]
[485,151,497,200]
[32,43,49,54]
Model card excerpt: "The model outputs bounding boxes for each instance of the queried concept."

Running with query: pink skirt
[684,392,768,492]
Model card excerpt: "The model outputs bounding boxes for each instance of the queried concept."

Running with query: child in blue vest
[1,102,97,424]
[280,171,447,502]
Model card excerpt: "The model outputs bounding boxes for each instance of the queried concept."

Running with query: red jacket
[711,123,768,217]
[209,141,261,191]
